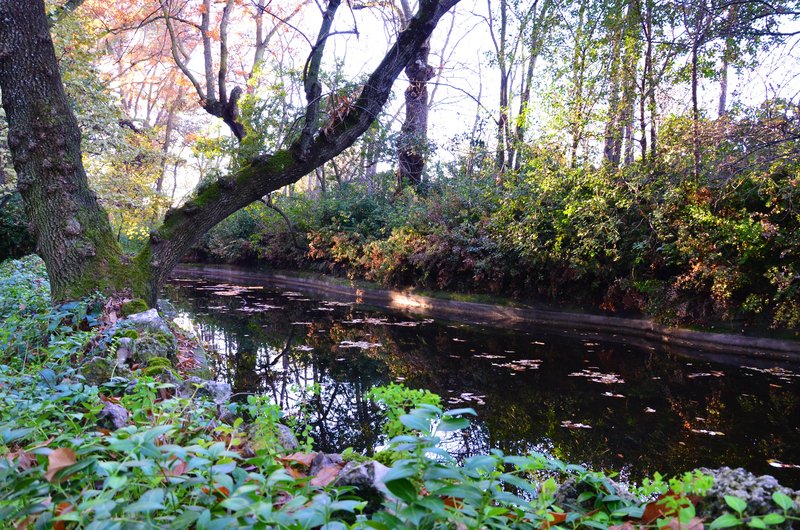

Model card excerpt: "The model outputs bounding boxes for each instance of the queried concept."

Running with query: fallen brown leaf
[45,448,77,483]
[310,463,345,487]
[280,452,316,468]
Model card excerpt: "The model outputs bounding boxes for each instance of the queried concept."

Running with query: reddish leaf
[99,394,121,404]
[53,502,74,530]
[310,463,345,487]
[541,511,567,529]
[201,485,230,497]
[6,450,36,471]
[285,466,306,479]
[660,517,703,530]
[442,496,464,509]
[280,452,317,468]
[45,448,77,483]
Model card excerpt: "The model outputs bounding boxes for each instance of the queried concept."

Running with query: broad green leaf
[762,513,785,525]
[399,414,431,432]
[384,477,417,503]
[725,495,748,514]
[772,492,794,511]
[710,513,743,529]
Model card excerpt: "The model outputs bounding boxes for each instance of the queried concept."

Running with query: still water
[165,275,800,488]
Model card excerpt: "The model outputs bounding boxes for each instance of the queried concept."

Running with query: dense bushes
[0,193,35,262]
[194,110,800,331]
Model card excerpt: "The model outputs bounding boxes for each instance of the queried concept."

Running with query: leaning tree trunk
[0,0,132,302]
[1,0,459,306]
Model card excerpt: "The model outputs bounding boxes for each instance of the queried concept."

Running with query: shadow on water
[164,276,800,488]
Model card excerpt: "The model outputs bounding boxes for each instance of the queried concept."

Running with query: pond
[164,274,800,488]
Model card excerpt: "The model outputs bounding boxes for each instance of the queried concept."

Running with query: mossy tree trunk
[0,0,135,302]
[0,0,459,306]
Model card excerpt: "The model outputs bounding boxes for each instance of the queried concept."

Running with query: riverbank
[175,263,800,363]
[3,255,800,528]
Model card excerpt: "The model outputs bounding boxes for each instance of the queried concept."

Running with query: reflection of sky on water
[166,277,800,488]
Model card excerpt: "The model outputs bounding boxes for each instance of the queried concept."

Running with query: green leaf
[748,516,767,529]
[762,513,785,525]
[124,488,165,514]
[444,408,477,417]
[399,414,431,432]
[382,465,415,484]
[710,513,743,529]
[385,478,418,503]
[437,417,470,432]
[499,473,538,494]
[725,495,748,514]
[436,484,484,504]
[772,492,795,512]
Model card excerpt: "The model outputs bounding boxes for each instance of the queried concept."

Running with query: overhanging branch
[144,0,461,284]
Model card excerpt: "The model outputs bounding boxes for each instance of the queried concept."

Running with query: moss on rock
[120,299,148,317]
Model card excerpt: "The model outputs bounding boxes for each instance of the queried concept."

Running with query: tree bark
[0,0,131,302]
[1,0,459,305]
[397,38,435,187]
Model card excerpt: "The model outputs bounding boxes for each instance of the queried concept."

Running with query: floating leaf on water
[339,340,382,349]
[561,420,591,429]
[213,289,249,296]
[768,460,800,469]
[690,429,725,436]
[568,369,625,384]
[492,359,542,371]
[687,371,725,379]
[238,304,281,312]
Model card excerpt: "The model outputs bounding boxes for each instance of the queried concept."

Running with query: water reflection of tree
[165,280,800,487]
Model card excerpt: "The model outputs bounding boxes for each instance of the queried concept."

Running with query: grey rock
[97,402,129,431]
[554,476,635,508]
[156,299,178,319]
[115,337,134,368]
[126,309,171,334]
[310,453,343,476]
[177,376,231,404]
[276,424,299,452]
[80,356,114,386]
[334,460,390,506]
[696,467,799,517]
